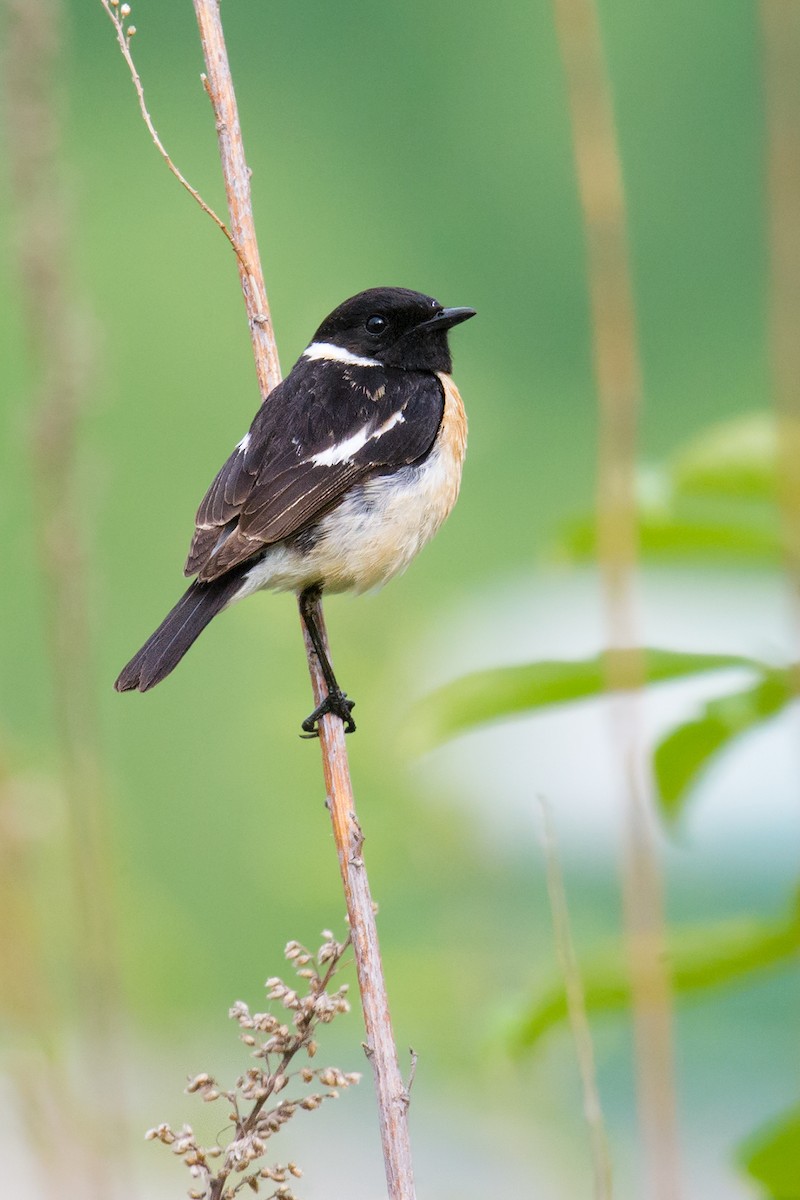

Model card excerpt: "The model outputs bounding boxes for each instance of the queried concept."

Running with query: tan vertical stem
[538,800,613,1200]
[4,1,126,1194]
[190,4,416,1195]
[551,2,682,1197]
[761,1,800,637]
[300,610,416,1200]
[193,2,282,400]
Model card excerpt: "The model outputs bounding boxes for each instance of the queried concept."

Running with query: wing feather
[185,360,444,582]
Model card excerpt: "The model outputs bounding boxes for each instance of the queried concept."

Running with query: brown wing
[185,359,445,583]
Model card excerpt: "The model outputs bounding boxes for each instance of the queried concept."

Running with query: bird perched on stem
[115,286,475,734]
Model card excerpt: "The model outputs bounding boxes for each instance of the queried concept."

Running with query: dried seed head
[186,1074,213,1093]
[145,1122,175,1144]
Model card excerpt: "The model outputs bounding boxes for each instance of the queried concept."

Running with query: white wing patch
[310,409,406,467]
[236,432,251,453]
[303,342,382,368]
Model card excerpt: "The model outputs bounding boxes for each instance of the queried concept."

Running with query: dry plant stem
[192,0,282,400]
[301,608,416,1200]
[5,1,127,1196]
[0,759,69,1199]
[551,2,682,1198]
[538,800,613,1200]
[761,2,800,649]
[190,2,415,1195]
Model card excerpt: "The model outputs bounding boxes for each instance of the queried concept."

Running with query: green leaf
[511,911,800,1054]
[410,648,760,751]
[654,670,795,823]
[555,412,781,565]
[738,1105,800,1199]
[670,412,776,500]
[559,509,780,564]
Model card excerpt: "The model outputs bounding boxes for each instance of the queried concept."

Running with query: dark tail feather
[115,573,245,693]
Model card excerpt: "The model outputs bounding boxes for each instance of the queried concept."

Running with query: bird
[115,286,475,734]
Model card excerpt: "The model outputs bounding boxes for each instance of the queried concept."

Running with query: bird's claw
[300,690,356,738]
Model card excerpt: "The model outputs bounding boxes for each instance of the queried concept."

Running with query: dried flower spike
[147,930,355,1197]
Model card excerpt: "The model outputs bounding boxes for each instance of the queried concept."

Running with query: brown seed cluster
[146,931,359,1200]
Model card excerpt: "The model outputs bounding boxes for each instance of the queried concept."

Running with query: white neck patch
[303,342,382,368]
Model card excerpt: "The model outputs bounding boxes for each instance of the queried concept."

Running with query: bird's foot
[300,690,356,738]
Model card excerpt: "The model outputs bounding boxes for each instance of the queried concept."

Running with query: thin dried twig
[551,2,682,1197]
[99,0,241,264]
[537,799,612,1200]
[185,3,416,1196]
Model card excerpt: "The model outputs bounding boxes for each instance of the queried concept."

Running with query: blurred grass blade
[654,669,794,823]
[737,1104,800,1199]
[511,910,800,1053]
[411,648,760,750]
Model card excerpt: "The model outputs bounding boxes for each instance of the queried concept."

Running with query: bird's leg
[298,585,356,737]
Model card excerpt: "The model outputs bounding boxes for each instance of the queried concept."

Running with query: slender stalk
[761,1,800,644]
[300,606,416,1198]
[5,1,127,1194]
[189,4,416,1195]
[551,3,682,1198]
[538,799,612,1200]
[191,2,281,402]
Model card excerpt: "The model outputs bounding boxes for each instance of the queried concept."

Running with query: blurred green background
[1,1,798,1198]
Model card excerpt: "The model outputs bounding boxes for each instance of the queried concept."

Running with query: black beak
[416,306,477,333]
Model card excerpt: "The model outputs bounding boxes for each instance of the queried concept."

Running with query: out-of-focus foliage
[511,896,800,1052]
[409,647,757,750]
[414,406,799,1186]
[416,412,798,823]
[738,1105,800,1200]
[413,641,797,825]
[560,413,781,563]
[654,668,795,822]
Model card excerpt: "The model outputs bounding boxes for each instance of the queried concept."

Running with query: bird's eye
[365,315,387,334]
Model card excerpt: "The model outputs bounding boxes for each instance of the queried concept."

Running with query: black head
[310,287,476,373]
